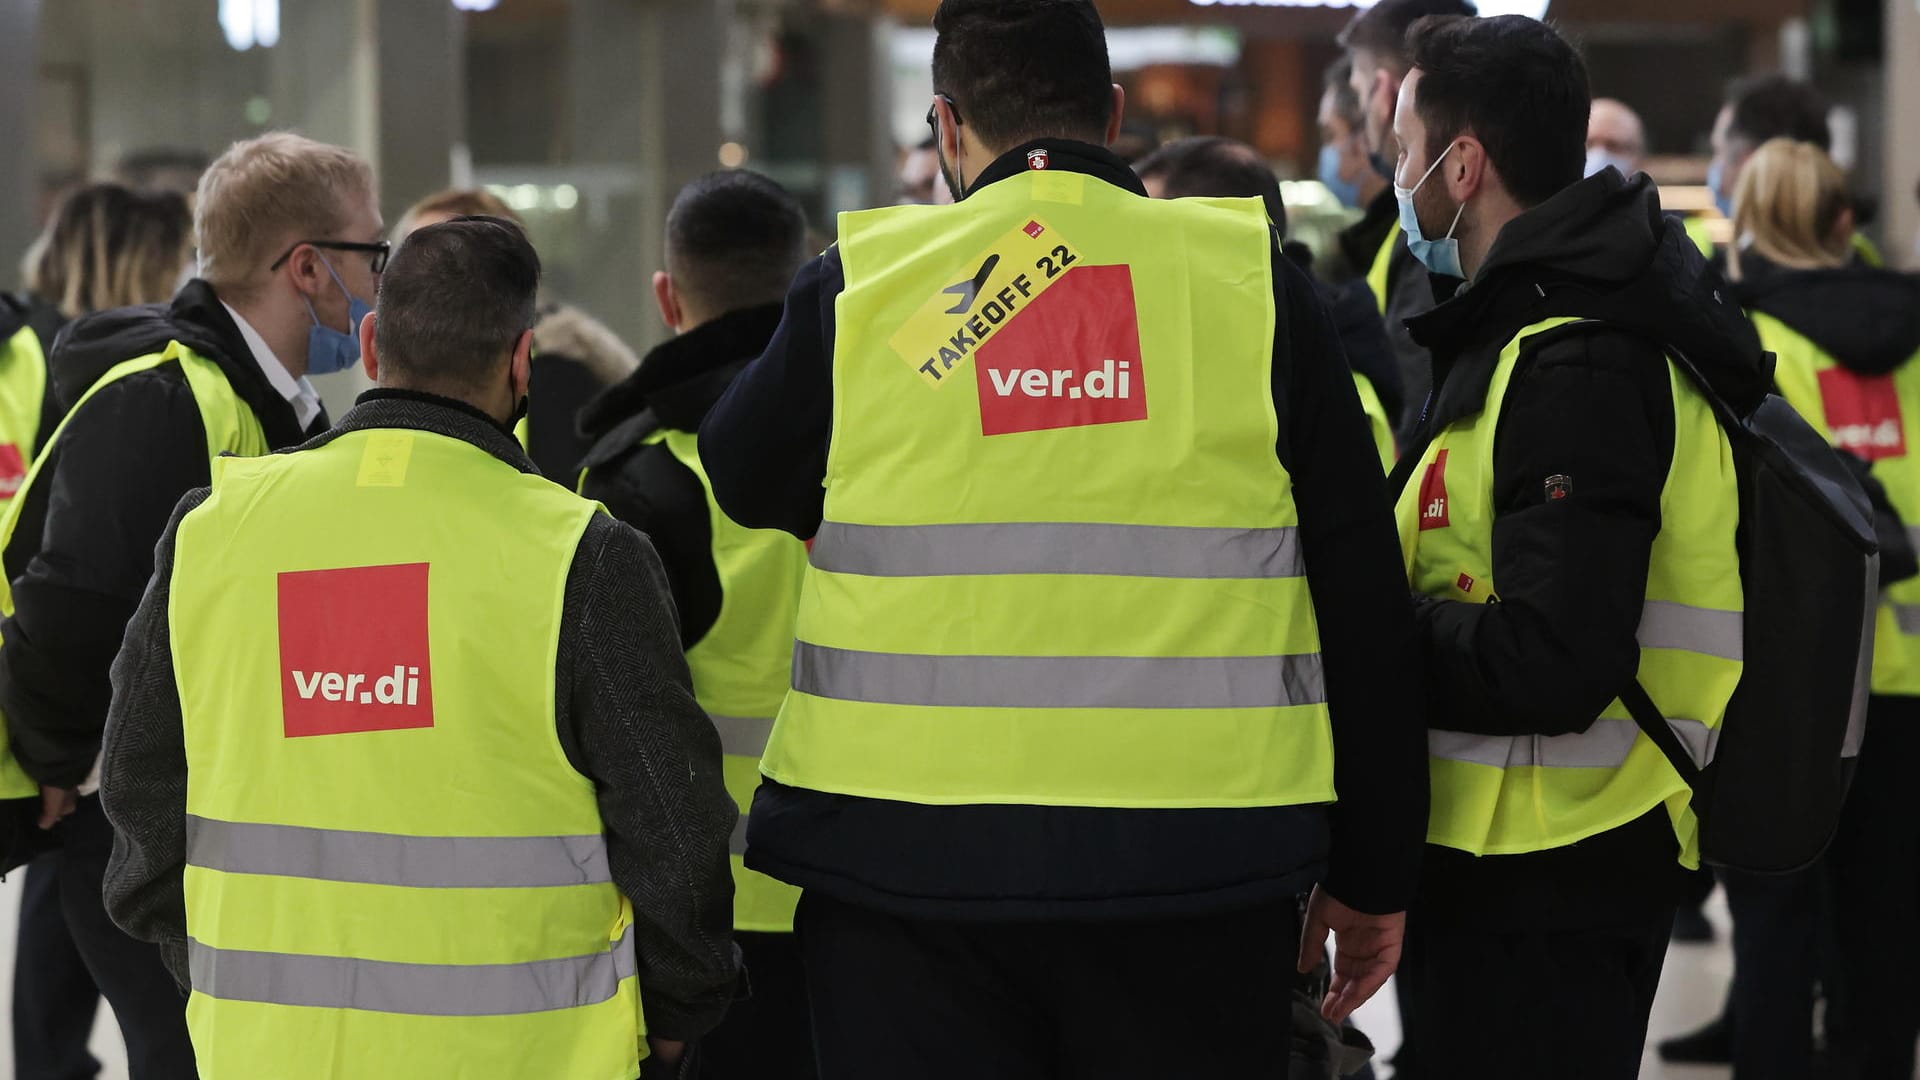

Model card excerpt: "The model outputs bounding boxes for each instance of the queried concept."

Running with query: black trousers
[13,855,101,1080]
[698,930,817,1080]
[1720,865,1822,1080]
[1399,909,1673,1080]
[797,892,1300,1079]
[53,798,195,1080]
[1824,695,1920,1080]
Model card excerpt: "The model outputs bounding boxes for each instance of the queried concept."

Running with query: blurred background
[2,0,1917,376]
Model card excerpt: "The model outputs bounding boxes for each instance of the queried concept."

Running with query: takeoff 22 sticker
[887,218,1148,436]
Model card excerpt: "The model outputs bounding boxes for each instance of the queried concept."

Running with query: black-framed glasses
[925,95,961,140]
[269,239,391,274]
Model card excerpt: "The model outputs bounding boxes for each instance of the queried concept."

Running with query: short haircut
[1407,15,1590,209]
[1339,0,1478,76]
[1134,137,1288,236]
[22,182,193,318]
[398,188,524,239]
[665,170,809,315]
[374,216,541,394]
[1324,58,1363,129]
[195,133,374,297]
[931,0,1113,150]
[1725,74,1831,152]
[111,147,212,196]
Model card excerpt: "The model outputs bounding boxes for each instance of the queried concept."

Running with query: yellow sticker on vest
[888,217,1082,388]
[355,431,415,487]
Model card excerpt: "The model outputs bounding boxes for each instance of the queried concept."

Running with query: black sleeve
[1273,253,1429,917]
[100,489,205,988]
[580,446,721,646]
[554,515,738,1042]
[699,249,841,539]
[0,374,210,788]
[1415,331,1675,737]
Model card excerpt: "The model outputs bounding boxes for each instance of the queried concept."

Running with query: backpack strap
[1619,678,1704,789]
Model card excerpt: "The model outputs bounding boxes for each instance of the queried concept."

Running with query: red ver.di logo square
[278,562,434,738]
[974,263,1148,436]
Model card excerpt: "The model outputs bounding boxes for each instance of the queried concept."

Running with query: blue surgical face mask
[1319,144,1363,210]
[1584,148,1636,180]
[1707,159,1734,219]
[302,254,374,376]
[1394,141,1466,279]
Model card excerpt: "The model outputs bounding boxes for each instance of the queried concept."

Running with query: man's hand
[1296,884,1406,1024]
[37,786,77,830]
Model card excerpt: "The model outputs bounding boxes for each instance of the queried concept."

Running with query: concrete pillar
[819,13,895,218]
[1885,0,1920,269]
[0,0,41,280]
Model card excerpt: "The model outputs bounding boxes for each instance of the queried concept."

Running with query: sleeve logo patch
[974,263,1147,436]
[1818,368,1907,461]
[278,562,435,738]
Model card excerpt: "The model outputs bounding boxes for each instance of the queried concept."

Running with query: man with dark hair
[576,171,814,1079]
[699,0,1428,1075]
[1337,0,1477,436]
[1699,75,1851,259]
[100,216,739,1079]
[1387,16,1768,1078]
[1319,58,1388,220]
[1135,135,1401,467]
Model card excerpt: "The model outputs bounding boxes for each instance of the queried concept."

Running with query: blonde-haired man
[0,132,380,1077]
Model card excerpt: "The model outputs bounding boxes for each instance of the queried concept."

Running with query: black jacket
[101,391,740,1040]
[1734,258,1920,584]
[577,305,786,647]
[1390,170,1772,929]
[699,139,1428,922]
[0,280,324,788]
[526,303,641,483]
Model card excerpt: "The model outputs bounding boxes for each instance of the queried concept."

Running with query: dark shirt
[700,138,1428,920]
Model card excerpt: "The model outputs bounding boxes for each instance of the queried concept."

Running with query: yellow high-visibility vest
[0,342,266,799]
[0,324,48,504]
[643,428,807,932]
[762,169,1334,809]
[169,427,645,1079]
[1395,317,1743,867]
[1366,223,1401,315]
[1759,309,1920,696]
[1354,371,1395,469]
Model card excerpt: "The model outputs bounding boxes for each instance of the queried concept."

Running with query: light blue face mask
[1394,140,1466,279]
[1318,144,1363,210]
[302,254,373,376]
[1706,159,1734,219]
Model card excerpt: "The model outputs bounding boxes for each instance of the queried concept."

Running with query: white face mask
[1584,148,1636,179]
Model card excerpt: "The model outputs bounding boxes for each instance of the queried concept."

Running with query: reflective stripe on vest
[766,172,1333,809]
[1760,310,1920,695]
[1396,316,1743,865]
[649,429,807,933]
[0,342,264,801]
[170,428,640,1080]
[1365,223,1399,315]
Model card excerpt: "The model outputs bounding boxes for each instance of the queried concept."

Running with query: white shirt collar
[220,302,324,430]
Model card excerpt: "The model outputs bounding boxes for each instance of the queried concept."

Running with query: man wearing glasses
[0,132,380,1078]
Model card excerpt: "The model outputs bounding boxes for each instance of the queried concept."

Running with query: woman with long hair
[5,180,190,1080]
[1733,137,1920,1080]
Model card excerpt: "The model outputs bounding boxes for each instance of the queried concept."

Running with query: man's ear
[1449,138,1487,204]
[653,271,682,333]
[510,328,535,400]
[359,312,380,383]
[1105,84,1127,145]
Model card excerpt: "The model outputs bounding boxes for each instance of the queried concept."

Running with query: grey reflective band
[730,814,749,857]
[186,816,611,889]
[189,925,635,1016]
[1636,600,1743,662]
[1908,526,1920,552]
[792,642,1325,710]
[1895,604,1920,636]
[1429,715,1717,770]
[810,522,1304,580]
[712,715,774,759]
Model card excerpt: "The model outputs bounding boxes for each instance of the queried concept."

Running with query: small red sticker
[0,444,24,499]
[278,563,435,738]
[1418,449,1451,531]
[1023,220,1045,239]
[1819,368,1907,461]
[1457,573,1475,594]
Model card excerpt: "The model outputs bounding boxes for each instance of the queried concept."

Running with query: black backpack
[1549,321,1879,874]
